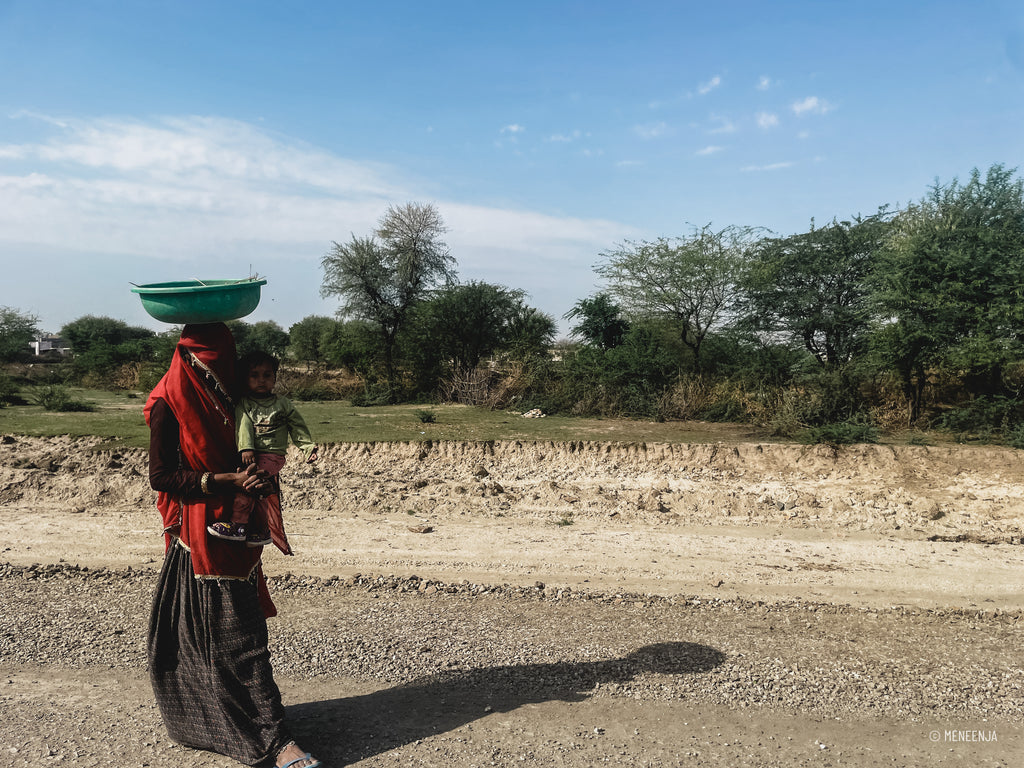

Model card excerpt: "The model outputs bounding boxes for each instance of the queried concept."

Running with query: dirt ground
[0,433,1022,766]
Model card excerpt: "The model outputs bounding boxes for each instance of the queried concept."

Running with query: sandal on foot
[281,752,321,768]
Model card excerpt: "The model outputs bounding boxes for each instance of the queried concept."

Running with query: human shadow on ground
[285,641,725,765]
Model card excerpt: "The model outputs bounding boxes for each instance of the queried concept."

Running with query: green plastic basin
[131,278,268,324]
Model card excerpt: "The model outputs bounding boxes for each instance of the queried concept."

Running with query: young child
[207,351,318,547]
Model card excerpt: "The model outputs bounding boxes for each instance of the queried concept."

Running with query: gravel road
[1,435,1022,766]
[0,563,1020,767]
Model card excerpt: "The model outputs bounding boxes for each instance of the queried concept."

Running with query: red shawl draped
[144,323,275,616]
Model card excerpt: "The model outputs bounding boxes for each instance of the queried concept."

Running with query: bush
[553,324,681,418]
[277,368,364,402]
[767,387,807,437]
[414,408,437,423]
[800,418,878,446]
[287,383,348,401]
[938,396,1024,437]
[764,365,875,437]
[1007,423,1024,450]
[137,362,169,393]
[32,385,95,412]
[350,383,395,407]
[657,377,778,424]
[0,373,24,406]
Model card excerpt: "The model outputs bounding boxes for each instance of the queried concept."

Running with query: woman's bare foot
[276,741,319,768]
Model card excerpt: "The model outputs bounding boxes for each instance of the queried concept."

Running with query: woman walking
[145,322,320,768]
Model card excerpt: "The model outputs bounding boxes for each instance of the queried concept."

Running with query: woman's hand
[239,463,272,495]
[213,464,271,495]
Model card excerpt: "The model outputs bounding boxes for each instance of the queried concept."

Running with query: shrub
[938,396,1024,436]
[350,383,395,407]
[137,362,169,393]
[32,385,95,412]
[767,387,806,437]
[278,368,364,402]
[1007,423,1024,450]
[906,431,932,446]
[414,409,437,423]
[800,418,878,446]
[0,373,24,406]
[440,366,500,406]
[657,377,778,425]
[288,383,348,401]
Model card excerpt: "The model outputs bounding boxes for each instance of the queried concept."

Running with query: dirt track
[0,435,1022,766]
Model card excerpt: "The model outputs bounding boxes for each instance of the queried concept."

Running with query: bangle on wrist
[201,472,212,495]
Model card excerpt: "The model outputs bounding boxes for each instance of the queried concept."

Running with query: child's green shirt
[236,394,316,459]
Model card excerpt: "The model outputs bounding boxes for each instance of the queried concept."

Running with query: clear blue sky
[2,0,1023,337]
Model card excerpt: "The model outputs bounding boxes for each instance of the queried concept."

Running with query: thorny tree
[596,225,759,373]
[321,203,455,399]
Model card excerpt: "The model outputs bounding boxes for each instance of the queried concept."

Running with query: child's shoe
[207,521,247,542]
[246,530,273,548]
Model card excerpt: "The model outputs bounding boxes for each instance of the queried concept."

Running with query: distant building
[30,335,70,356]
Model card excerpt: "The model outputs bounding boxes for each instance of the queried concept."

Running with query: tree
[564,293,630,350]
[288,316,339,368]
[401,284,553,396]
[872,164,1024,422]
[60,315,153,355]
[411,282,526,373]
[0,307,40,363]
[228,320,289,359]
[596,224,759,372]
[562,318,681,417]
[502,302,557,361]
[321,202,455,399]
[60,315,157,381]
[739,212,890,368]
[321,319,380,376]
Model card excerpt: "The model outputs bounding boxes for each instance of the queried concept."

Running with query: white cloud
[2,115,397,197]
[547,129,584,143]
[0,114,636,332]
[756,76,773,91]
[740,161,794,172]
[496,123,526,147]
[0,116,631,257]
[698,75,722,95]
[792,96,834,116]
[696,145,723,156]
[756,112,779,129]
[634,121,669,139]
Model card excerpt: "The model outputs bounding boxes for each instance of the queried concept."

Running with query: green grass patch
[0,388,151,447]
[0,392,776,449]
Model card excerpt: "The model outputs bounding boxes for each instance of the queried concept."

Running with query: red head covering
[145,322,237,470]
[145,323,274,614]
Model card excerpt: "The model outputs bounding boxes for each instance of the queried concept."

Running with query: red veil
[144,323,275,615]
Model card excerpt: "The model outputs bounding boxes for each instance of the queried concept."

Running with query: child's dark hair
[238,350,280,378]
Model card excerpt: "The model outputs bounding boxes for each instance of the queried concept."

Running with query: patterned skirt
[148,541,291,765]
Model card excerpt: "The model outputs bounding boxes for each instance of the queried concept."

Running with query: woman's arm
[148,398,203,496]
[149,398,271,496]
